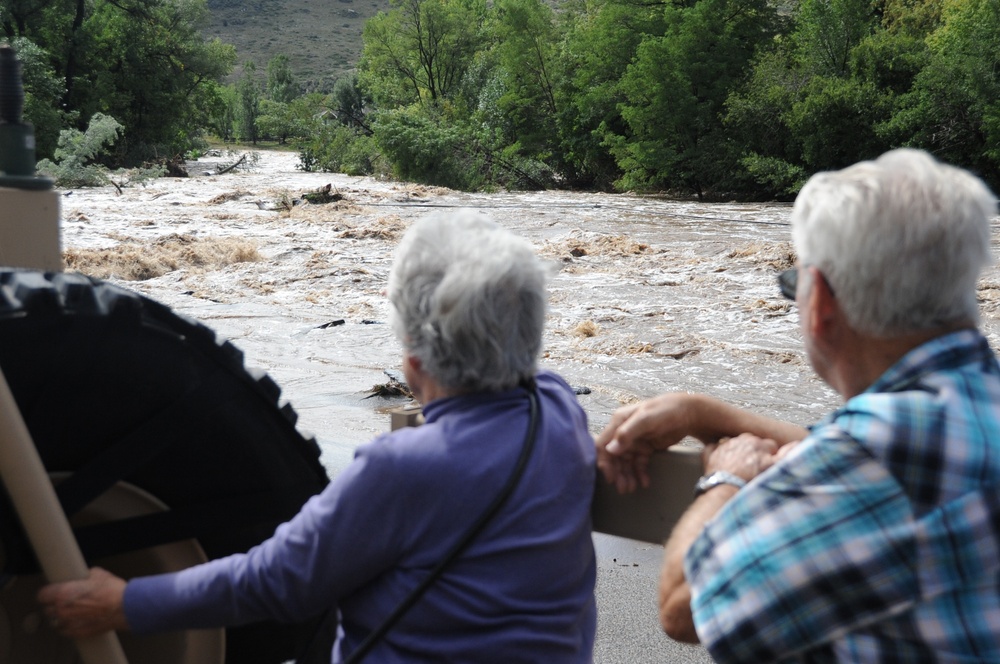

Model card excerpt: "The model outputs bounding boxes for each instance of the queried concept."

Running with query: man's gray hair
[388,210,547,393]
[791,148,998,337]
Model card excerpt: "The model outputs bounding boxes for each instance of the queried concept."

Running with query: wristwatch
[693,471,747,497]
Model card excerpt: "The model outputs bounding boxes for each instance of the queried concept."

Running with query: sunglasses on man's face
[779,266,835,301]
[778,268,798,300]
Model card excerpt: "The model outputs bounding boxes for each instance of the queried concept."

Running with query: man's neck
[834,321,975,399]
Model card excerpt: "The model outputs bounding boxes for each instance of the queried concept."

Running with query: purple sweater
[124,370,597,663]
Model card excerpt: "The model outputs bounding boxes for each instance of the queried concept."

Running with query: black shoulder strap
[342,386,540,664]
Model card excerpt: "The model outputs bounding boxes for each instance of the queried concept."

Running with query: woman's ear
[404,353,423,374]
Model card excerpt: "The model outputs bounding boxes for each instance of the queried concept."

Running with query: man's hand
[595,393,701,494]
[597,392,809,494]
[37,567,129,639]
[703,433,787,481]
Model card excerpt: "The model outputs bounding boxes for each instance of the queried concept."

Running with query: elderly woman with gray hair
[39,211,598,663]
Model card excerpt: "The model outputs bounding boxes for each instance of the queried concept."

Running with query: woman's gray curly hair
[388,210,548,393]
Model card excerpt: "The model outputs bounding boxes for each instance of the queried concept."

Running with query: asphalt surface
[592,534,715,664]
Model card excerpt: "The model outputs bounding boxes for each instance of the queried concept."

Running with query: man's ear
[803,265,839,338]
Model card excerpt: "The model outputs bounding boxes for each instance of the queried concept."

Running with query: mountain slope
[206,0,389,90]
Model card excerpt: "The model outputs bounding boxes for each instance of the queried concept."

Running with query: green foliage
[488,0,558,155]
[10,0,1000,198]
[4,0,236,165]
[208,84,238,142]
[740,153,808,196]
[723,0,904,194]
[883,0,1000,187]
[6,37,71,161]
[373,105,485,188]
[236,61,262,144]
[297,124,382,176]
[554,0,665,188]
[82,0,236,162]
[792,0,878,76]
[256,97,319,144]
[725,48,803,152]
[358,0,486,107]
[266,54,299,103]
[850,30,929,95]
[330,76,371,130]
[607,0,779,196]
[788,75,891,171]
[36,113,125,187]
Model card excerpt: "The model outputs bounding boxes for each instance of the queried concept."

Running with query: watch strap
[693,470,747,497]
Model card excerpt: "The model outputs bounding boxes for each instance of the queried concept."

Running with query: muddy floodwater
[58,150,1000,663]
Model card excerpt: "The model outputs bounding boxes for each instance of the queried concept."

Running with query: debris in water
[302,183,344,204]
[365,370,412,399]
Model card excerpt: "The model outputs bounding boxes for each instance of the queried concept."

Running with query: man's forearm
[658,484,740,643]
[688,395,807,446]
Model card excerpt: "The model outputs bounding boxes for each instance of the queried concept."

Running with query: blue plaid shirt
[686,329,1000,663]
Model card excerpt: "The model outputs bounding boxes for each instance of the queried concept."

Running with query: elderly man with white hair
[597,148,1000,662]
[39,211,597,663]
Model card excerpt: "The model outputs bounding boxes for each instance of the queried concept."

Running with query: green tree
[788,75,891,170]
[358,0,485,107]
[723,47,810,197]
[257,94,321,144]
[373,103,485,188]
[6,36,70,160]
[2,0,235,164]
[330,75,371,131]
[792,0,878,76]
[555,0,666,188]
[607,0,779,196]
[266,53,298,103]
[722,0,892,195]
[487,0,559,158]
[235,61,261,144]
[75,0,235,161]
[36,112,123,186]
[884,0,1000,187]
[208,83,238,142]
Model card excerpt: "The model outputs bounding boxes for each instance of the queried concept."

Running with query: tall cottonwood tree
[555,0,666,188]
[266,54,299,104]
[358,0,485,107]
[236,61,261,144]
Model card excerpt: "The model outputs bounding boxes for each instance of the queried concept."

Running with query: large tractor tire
[0,269,332,663]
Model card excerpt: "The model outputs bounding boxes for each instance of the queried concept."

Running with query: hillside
[205,0,389,91]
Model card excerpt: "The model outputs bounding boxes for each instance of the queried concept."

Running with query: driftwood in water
[216,153,248,175]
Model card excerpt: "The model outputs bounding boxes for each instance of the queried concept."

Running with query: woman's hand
[37,567,129,639]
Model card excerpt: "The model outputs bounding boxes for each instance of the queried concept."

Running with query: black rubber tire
[0,269,331,664]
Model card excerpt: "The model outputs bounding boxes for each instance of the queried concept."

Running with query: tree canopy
[8,0,1000,196]
[3,0,233,164]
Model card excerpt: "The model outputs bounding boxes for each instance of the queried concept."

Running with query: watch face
[694,475,716,495]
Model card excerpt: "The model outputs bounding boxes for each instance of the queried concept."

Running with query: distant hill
[205,0,390,91]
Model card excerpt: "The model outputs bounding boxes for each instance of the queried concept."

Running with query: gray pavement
[593,534,715,664]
